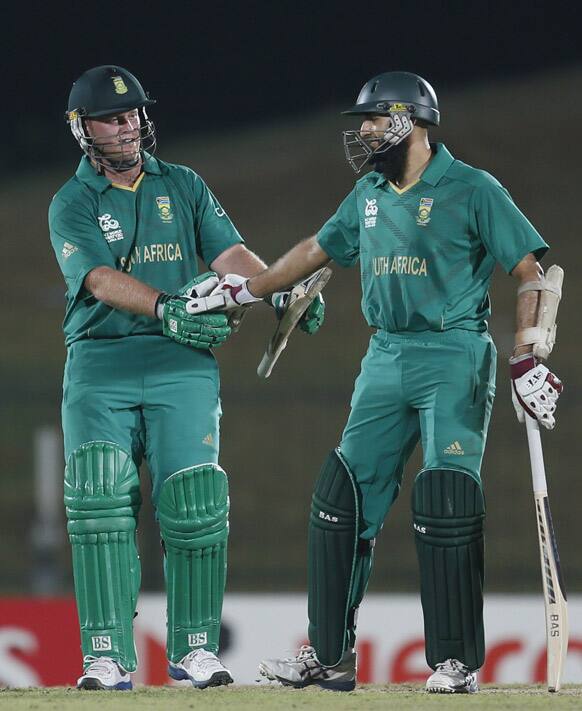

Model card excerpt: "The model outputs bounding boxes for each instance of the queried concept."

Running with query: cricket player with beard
[210,71,563,693]
[48,65,323,691]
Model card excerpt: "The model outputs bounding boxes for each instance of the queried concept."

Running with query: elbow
[84,266,112,301]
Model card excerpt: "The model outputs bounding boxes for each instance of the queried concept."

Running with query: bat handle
[525,415,548,495]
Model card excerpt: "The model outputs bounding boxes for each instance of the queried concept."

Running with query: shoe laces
[182,649,224,672]
[285,645,318,663]
[83,655,123,676]
[435,658,469,674]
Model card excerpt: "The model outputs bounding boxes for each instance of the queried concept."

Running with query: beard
[370,136,410,184]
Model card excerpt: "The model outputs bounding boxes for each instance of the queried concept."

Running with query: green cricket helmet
[342,71,439,173]
[66,65,157,171]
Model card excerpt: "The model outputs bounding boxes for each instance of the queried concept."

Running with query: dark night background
[1,0,581,595]
[3,1,582,176]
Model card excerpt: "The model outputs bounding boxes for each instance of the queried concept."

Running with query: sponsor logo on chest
[98,213,125,243]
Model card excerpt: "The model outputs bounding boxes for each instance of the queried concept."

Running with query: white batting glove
[210,274,262,310]
[180,273,220,298]
[510,353,563,430]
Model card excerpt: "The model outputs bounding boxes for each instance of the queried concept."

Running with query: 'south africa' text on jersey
[373,255,428,277]
[119,242,184,272]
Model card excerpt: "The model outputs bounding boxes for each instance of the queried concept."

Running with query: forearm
[84,266,160,318]
[210,243,267,278]
[514,291,540,356]
[511,254,544,357]
[247,236,330,298]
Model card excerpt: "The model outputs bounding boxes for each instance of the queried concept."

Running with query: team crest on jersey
[416,197,434,226]
[364,198,378,228]
[156,196,174,223]
[98,213,124,242]
[112,76,128,94]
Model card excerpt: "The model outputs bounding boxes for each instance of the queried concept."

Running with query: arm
[210,243,267,278]
[84,266,160,318]
[247,236,330,298]
[509,254,563,429]
[511,253,543,357]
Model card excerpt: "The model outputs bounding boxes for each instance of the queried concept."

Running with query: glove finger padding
[271,291,325,334]
[300,293,325,334]
[510,354,563,430]
[179,271,220,298]
[163,302,231,349]
[511,386,525,423]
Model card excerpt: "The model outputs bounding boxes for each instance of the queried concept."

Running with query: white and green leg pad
[64,442,142,672]
[159,464,229,662]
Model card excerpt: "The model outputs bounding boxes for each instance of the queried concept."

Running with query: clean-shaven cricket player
[209,71,563,693]
[49,65,323,691]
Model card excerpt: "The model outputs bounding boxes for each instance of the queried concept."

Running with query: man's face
[85,109,141,168]
[359,114,410,183]
[359,115,392,147]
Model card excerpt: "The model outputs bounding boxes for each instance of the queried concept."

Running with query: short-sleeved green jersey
[317,143,548,333]
[49,154,244,345]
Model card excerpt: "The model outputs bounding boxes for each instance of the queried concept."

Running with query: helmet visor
[69,107,156,171]
[343,109,413,174]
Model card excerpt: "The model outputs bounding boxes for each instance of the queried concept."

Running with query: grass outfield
[1,685,582,710]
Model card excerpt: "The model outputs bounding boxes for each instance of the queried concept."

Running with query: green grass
[1,685,582,710]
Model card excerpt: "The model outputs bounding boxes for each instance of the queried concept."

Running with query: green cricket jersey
[49,153,244,345]
[317,143,548,332]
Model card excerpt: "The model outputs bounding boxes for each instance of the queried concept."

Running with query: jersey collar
[75,151,162,193]
[371,142,455,189]
[421,143,455,186]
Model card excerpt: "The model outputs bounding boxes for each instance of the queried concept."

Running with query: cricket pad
[412,469,485,671]
[308,449,374,666]
[158,464,229,662]
[64,441,142,671]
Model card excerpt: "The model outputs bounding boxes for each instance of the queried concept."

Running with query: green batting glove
[270,292,325,334]
[156,272,231,349]
[300,293,325,334]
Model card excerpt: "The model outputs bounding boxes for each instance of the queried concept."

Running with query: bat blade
[534,493,569,692]
[257,266,332,378]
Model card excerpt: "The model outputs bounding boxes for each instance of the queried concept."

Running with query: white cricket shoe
[426,658,478,693]
[168,649,233,688]
[259,644,356,691]
[77,655,132,690]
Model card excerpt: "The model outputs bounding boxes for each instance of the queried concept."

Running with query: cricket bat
[525,416,568,691]
[257,266,332,378]
[524,263,567,692]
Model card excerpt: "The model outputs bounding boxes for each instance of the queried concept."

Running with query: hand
[156,272,231,349]
[179,272,220,298]
[270,292,325,334]
[209,274,263,310]
[510,353,563,430]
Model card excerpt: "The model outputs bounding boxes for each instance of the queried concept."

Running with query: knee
[64,441,141,534]
[158,464,229,550]
[311,449,361,529]
[412,468,485,543]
